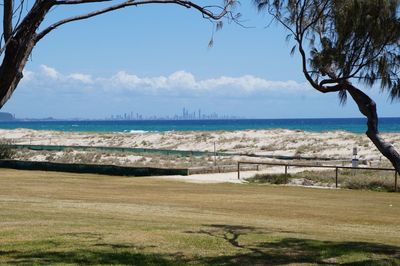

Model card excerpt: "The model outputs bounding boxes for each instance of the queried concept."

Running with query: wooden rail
[237,161,398,191]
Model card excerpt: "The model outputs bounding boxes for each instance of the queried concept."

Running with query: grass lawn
[0,169,399,265]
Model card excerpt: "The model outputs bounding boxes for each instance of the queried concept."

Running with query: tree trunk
[0,1,53,108]
[346,84,400,174]
[0,39,35,107]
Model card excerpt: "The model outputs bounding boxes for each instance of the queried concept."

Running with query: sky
[1,1,399,119]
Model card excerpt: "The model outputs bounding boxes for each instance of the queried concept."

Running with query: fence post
[237,162,240,180]
[395,171,398,192]
[335,167,338,188]
[285,165,288,175]
[213,142,217,166]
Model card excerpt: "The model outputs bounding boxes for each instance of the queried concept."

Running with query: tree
[255,0,400,173]
[0,0,237,108]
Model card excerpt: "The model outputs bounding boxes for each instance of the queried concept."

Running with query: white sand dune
[1,128,398,161]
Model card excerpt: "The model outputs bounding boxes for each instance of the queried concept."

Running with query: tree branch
[56,0,113,4]
[3,0,13,41]
[346,83,400,173]
[37,0,232,41]
[298,39,342,93]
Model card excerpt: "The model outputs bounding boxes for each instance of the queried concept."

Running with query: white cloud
[198,75,305,92]
[40,64,59,79]
[108,70,309,93]
[167,71,197,89]
[22,70,34,82]
[69,73,93,84]
[110,71,143,88]
[109,71,197,90]
[22,67,310,96]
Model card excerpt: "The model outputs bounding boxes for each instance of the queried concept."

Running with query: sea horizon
[0,117,399,133]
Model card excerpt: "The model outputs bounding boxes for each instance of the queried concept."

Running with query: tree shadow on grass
[188,224,400,266]
[185,224,260,249]
[60,232,103,240]
[2,245,184,266]
[1,224,399,265]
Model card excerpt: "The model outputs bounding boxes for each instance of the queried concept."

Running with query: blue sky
[2,1,398,119]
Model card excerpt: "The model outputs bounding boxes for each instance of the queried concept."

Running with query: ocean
[0,117,399,133]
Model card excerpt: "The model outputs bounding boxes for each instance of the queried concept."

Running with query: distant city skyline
[4,107,400,122]
[108,107,241,121]
[7,108,241,121]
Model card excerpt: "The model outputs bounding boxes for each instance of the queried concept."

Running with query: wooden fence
[237,161,398,191]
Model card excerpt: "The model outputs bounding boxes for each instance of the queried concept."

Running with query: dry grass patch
[248,169,398,192]
[0,169,399,265]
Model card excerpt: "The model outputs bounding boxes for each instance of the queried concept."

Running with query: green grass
[0,139,15,159]
[0,169,399,265]
[246,173,290,184]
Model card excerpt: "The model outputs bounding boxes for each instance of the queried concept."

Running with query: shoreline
[0,117,400,133]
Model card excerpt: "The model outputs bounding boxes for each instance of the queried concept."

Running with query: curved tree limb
[346,84,400,173]
[56,0,113,4]
[266,0,341,94]
[297,29,342,93]
[37,0,233,41]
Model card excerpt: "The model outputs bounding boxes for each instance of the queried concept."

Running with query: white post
[213,142,216,166]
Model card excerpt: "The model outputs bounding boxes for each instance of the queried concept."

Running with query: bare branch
[13,0,28,30]
[37,0,232,41]
[56,0,113,4]
[3,0,13,41]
